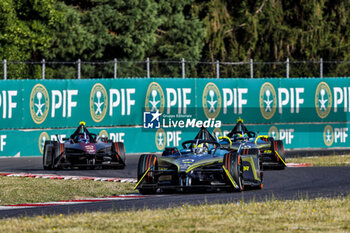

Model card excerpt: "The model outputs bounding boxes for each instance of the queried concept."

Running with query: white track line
[286,163,312,167]
[0,172,137,183]
[0,195,148,210]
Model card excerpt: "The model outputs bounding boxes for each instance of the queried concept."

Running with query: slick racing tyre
[137,154,158,194]
[43,141,54,170]
[240,148,263,189]
[113,142,126,168]
[43,141,61,170]
[272,140,286,169]
[223,152,243,192]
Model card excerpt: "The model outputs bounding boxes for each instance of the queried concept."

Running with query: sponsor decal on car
[182,159,195,164]
[83,144,96,154]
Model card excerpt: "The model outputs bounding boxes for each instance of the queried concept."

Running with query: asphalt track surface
[0,155,350,219]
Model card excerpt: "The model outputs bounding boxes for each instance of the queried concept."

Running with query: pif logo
[38,132,50,154]
[99,130,109,139]
[145,82,165,114]
[212,127,223,138]
[315,82,332,119]
[323,125,334,147]
[90,83,108,122]
[155,128,166,150]
[259,82,277,120]
[268,126,279,140]
[30,84,50,124]
[203,82,221,119]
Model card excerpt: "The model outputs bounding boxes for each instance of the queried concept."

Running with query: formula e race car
[134,127,263,194]
[43,122,125,169]
[218,118,286,169]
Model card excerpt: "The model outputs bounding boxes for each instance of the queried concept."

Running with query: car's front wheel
[223,152,243,192]
[137,154,158,194]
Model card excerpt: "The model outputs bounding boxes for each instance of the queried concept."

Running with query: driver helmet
[232,133,243,141]
[191,143,207,154]
[78,134,89,143]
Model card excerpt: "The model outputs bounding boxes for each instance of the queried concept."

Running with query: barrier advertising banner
[0,123,348,157]
[0,77,350,156]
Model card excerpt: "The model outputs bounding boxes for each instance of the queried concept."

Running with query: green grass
[0,176,134,205]
[288,154,350,167]
[0,196,349,232]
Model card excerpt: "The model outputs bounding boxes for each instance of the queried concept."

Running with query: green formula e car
[218,118,286,170]
[134,127,263,194]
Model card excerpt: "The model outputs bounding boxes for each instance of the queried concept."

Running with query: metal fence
[1,58,350,79]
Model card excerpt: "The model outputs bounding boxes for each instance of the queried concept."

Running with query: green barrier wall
[0,123,347,156]
[0,77,349,156]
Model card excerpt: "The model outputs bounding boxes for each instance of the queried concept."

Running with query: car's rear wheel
[43,141,53,170]
[112,142,126,168]
[223,152,243,192]
[137,154,158,194]
[272,140,286,169]
[52,141,63,170]
[43,141,62,170]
